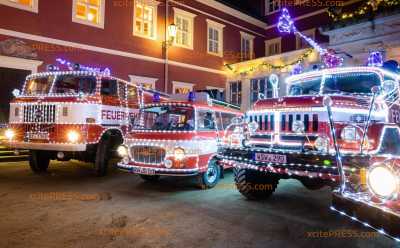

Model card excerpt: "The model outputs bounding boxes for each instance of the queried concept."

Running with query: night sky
[216,0,263,18]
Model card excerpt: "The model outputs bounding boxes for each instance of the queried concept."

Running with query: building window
[250,78,273,104]
[240,32,254,61]
[129,75,158,90]
[265,0,280,15]
[173,81,194,94]
[296,28,315,50]
[72,0,105,29]
[230,81,242,106]
[265,38,281,56]
[0,0,38,12]
[206,19,225,57]
[134,0,158,40]
[174,8,196,50]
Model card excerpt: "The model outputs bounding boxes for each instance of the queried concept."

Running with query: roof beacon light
[188,92,196,102]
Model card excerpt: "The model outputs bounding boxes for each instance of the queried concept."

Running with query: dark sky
[216,0,263,19]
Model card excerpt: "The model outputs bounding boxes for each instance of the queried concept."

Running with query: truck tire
[198,158,221,189]
[140,175,160,182]
[300,178,326,190]
[29,150,50,173]
[234,168,278,200]
[94,135,112,177]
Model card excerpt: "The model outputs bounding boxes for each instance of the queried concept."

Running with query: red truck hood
[253,95,372,111]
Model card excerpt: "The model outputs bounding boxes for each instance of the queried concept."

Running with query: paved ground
[0,161,398,248]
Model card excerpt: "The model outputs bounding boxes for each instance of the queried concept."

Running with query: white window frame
[172,81,194,94]
[206,19,225,57]
[173,7,196,50]
[0,0,38,13]
[129,75,158,89]
[265,0,280,15]
[206,86,225,92]
[133,0,159,40]
[229,81,242,106]
[296,28,315,50]
[265,37,281,57]
[72,0,105,29]
[240,31,255,61]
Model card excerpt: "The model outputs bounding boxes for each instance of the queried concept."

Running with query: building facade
[0,0,267,122]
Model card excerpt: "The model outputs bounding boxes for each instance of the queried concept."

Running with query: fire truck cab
[219,66,400,198]
[117,92,243,188]
[5,66,165,176]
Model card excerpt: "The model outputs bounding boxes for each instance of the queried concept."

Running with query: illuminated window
[173,81,194,94]
[72,0,105,28]
[134,0,158,39]
[174,8,196,49]
[0,0,38,12]
[240,32,254,61]
[265,37,281,56]
[129,75,158,90]
[296,28,315,50]
[207,19,225,57]
[265,0,280,15]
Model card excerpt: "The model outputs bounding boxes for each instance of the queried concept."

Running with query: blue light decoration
[291,63,303,75]
[152,92,161,103]
[278,8,343,68]
[55,58,111,76]
[188,91,196,102]
[368,51,384,67]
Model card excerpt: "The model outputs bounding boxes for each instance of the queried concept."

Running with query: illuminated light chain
[220,158,338,181]
[327,0,400,22]
[278,8,343,68]
[227,49,314,75]
[56,58,111,76]
[368,51,384,67]
[117,162,200,174]
[330,206,400,242]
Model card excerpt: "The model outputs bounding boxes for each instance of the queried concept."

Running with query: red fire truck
[219,66,400,195]
[4,65,167,176]
[117,92,242,188]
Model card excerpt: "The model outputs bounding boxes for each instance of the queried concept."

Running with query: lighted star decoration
[278,8,343,68]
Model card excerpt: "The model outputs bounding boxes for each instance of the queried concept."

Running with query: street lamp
[164,23,177,47]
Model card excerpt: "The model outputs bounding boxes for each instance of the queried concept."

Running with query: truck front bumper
[6,141,87,152]
[332,192,400,241]
[218,146,340,182]
[117,162,200,176]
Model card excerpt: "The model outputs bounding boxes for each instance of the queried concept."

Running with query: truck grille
[249,114,275,131]
[131,146,166,165]
[23,105,57,123]
[280,113,318,133]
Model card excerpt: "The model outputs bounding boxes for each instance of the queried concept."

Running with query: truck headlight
[367,164,399,199]
[315,136,329,153]
[292,120,305,134]
[117,145,129,158]
[67,130,80,143]
[5,129,15,140]
[341,126,360,141]
[174,147,186,161]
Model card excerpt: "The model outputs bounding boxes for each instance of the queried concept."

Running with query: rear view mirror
[382,80,397,95]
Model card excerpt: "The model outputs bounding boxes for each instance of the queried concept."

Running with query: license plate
[27,132,49,140]
[254,153,287,164]
[131,167,156,175]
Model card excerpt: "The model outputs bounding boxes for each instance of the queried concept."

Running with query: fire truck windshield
[289,72,381,96]
[24,75,97,96]
[134,105,195,131]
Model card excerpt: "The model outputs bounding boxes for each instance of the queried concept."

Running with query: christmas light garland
[327,0,400,21]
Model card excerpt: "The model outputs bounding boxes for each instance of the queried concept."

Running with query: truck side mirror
[323,96,333,107]
[382,80,396,96]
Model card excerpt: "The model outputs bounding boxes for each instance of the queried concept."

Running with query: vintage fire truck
[117,92,243,188]
[219,66,400,195]
[5,65,167,176]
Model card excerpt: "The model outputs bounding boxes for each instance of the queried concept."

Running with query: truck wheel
[29,150,50,173]
[94,135,112,177]
[140,175,160,182]
[234,168,278,200]
[300,178,326,190]
[198,158,221,189]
